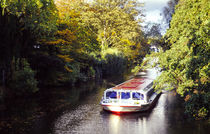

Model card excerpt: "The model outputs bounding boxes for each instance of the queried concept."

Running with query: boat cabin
[102,78,156,105]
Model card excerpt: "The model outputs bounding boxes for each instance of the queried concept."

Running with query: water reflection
[109,114,120,134]
[52,91,171,134]
[100,94,168,134]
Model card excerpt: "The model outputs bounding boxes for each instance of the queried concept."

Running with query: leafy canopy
[152,0,210,119]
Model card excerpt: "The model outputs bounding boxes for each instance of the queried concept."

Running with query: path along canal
[0,69,209,134]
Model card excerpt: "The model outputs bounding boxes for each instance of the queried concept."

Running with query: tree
[144,22,163,50]
[154,0,210,119]
[80,0,145,58]
[52,0,148,81]
[38,0,101,84]
[162,0,179,28]
[0,0,58,90]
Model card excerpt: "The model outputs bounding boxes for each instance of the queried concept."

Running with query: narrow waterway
[0,70,209,134]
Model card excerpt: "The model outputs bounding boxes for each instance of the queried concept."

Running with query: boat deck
[112,78,149,90]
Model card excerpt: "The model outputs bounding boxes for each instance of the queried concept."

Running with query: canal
[0,69,209,134]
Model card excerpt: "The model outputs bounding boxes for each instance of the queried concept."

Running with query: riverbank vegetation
[142,0,209,120]
[0,0,148,98]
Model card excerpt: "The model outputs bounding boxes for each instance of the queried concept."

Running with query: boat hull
[102,105,148,113]
[101,93,161,113]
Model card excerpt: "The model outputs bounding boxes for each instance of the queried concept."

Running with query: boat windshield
[106,91,117,99]
[121,92,130,99]
[132,92,144,100]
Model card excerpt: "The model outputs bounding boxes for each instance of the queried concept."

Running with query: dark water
[0,70,209,134]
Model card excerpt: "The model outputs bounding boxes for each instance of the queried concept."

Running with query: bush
[59,62,80,85]
[29,54,65,86]
[102,53,127,76]
[9,67,38,96]
[87,49,127,77]
[100,48,127,76]
[87,66,95,78]
[52,48,128,85]
[184,93,210,120]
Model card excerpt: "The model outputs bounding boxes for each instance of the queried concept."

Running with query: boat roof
[112,78,153,91]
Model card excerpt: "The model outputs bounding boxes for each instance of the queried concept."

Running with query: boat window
[140,94,144,100]
[132,92,144,100]
[147,89,154,97]
[121,92,130,99]
[106,91,117,99]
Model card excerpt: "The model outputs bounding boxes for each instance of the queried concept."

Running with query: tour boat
[100,78,161,113]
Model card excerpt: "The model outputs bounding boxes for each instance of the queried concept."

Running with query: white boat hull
[101,93,161,113]
[102,105,149,113]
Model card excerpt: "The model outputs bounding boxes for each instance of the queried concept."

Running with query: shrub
[9,67,38,96]
[29,54,65,86]
[87,49,127,77]
[87,66,95,78]
[102,53,127,76]
[184,93,210,120]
